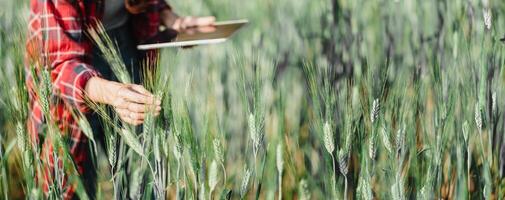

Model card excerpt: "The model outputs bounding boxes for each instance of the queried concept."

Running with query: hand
[171,16,216,31]
[111,84,161,126]
[161,9,215,32]
[85,77,161,126]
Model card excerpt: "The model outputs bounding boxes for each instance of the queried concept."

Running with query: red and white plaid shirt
[26,0,170,198]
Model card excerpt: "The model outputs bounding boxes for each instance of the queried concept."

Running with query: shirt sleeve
[30,0,100,113]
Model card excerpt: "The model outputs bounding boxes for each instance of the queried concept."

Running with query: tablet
[137,19,248,50]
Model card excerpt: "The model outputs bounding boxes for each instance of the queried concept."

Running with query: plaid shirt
[26,0,170,198]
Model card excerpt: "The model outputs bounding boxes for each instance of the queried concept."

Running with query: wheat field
[2,0,505,199]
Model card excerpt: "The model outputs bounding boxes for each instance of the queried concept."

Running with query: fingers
[118,88,154,104]
[196,26,216,33]
[115,107,161,126]
[121,114,144,126]
[111,95,128,108]
[109,83,162,126]
[117,85,160,105]
[193,16,215,27]
[127,102,161,113]
[128,84,162,105]
[116,108,142,126]
[128,84,152,97]
[116,107,161,120]
[176,16,216,31]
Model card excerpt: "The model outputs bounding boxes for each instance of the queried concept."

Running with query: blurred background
[2,0,505,199]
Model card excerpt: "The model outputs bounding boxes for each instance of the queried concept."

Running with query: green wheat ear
[208,160,218,194]
[323,121,334,154]
[87,21,131,84]
[239,168,251,199]
[2,0,505,199]
[119,128,144,156]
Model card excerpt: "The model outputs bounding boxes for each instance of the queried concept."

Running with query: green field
[2,0,505,199]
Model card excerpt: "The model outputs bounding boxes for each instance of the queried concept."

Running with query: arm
[31,0,99,113]
[85,77,161,125]
[32,0,159,125]
[158,2,216,31]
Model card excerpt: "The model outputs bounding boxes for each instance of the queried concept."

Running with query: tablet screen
[137,19,248,50]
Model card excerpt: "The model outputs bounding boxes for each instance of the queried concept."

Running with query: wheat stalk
[391,178,404,200]
[119,128,144,156]
[16,121,26,153]
[369,99,379,160]
[213,138,227,185]
[77,117,94,142]
[370,99,379,124]
[338,149,349,200]
[208,160,218,197]
[462,121,469,143]
[395,126,405,156]
[173,128,183,161]
[475,103,482,133]
[39,69,51,115]
[492,92,497,116]
[276,143,283,200]
[129,167,142,200]
[107,131,117,168]
[369,132,376,160]
[86,22,131,84]
[298,179,310,200]
[381,126,392,154]
[199,182,206,200]
[322,120,337,197]
[213,139,224,164]
[483,8,492,30]
[10,87,21,114]
[153,131,161,163]
[240,168,251,199]
[249,113,260,159]
[323,121,335,154]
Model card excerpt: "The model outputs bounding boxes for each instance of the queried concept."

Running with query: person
[25,0,215,199]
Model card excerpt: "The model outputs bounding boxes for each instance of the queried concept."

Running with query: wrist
[161,9,180,29]
[85,77,121,105]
